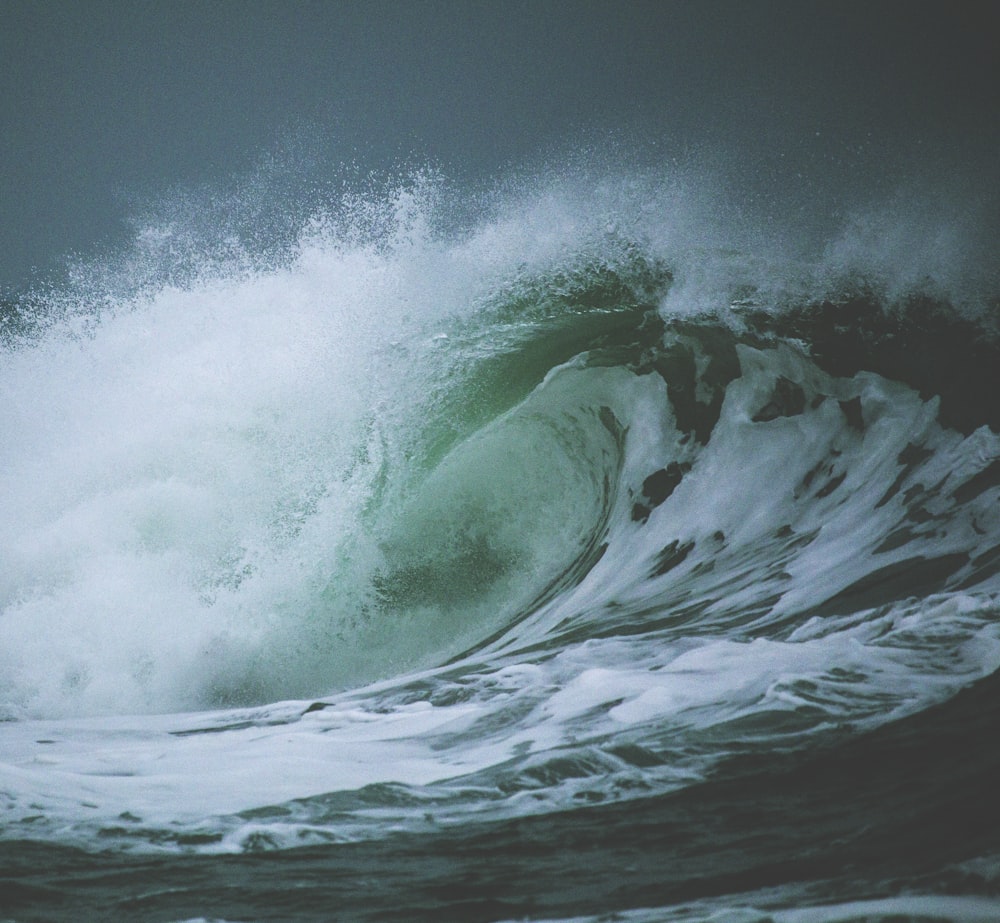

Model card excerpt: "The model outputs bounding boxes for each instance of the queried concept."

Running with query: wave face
[2,168,1000,921]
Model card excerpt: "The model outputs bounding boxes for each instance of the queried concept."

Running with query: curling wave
[1,168,999,921]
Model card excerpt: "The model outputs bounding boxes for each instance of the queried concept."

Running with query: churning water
[2,165,999,921]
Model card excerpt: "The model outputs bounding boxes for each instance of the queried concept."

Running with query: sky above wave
[1,0,996,292]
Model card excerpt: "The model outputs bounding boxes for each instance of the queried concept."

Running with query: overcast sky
[1,0,995,292]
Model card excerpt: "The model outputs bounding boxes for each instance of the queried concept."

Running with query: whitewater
[2,165,999,922]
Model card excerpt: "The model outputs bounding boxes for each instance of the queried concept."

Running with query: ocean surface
[2,167,999,922]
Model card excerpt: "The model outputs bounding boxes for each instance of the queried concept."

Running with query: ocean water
[1,166,999,922]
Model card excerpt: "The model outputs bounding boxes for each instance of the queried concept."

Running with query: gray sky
[1,0,996,292]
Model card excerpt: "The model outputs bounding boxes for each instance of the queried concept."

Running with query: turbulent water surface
[2,169,1000,922]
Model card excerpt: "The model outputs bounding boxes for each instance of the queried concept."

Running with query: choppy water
[2,168,999,921]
